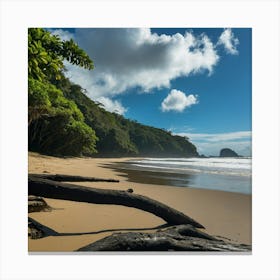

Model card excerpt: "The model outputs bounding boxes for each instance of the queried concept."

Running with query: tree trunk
[77,224,251,252]
[28,195,51,213]
[28,175,204,228]
[29,173,119,183]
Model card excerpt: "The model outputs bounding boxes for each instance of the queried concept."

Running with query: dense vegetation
[28,28,198,157]
[28,28,98,156]
[52,76,198,157]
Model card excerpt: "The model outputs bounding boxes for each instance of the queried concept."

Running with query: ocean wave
[128,157,252,177]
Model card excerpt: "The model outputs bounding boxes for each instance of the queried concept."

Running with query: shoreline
[28,152,251,251]
[101,160,251,195]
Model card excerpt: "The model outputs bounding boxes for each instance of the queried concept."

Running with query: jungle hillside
[28,28,198,158]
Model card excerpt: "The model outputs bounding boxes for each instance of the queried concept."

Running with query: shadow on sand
[28,217,169,239]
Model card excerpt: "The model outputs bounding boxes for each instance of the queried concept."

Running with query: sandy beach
[28,152,251,252]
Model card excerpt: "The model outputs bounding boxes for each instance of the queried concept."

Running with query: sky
[50,28,252,156]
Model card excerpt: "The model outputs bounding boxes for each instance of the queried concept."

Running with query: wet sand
[28,152,251,252]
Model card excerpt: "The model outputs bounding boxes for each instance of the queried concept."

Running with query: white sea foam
[122,157,252,194]
[129,157,252,177]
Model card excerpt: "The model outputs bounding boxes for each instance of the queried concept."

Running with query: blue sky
[51,28,252,156]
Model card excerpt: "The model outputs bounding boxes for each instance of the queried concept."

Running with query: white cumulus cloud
[57,28,220,113]
[217,28,239,55]
[96,97,127,115]
[52,28,240,114]
[161,89,198,112]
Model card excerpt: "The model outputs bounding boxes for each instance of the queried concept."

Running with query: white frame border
[1,0,279,279]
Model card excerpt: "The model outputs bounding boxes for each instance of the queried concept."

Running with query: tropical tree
[28,28,93,81]
[28,28,98,156]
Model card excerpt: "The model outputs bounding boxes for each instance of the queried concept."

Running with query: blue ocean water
[119,157,252,194]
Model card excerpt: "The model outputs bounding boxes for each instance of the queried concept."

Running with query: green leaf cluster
[28,28,93,82]
[28,28,97,156]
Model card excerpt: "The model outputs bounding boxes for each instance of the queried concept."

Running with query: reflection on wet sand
[102,162,194,188]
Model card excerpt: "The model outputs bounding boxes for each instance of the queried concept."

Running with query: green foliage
[59,77,198,157]
[29,114,98,156]
[28,78,52,124]
[28,28,93,82]
[61,39,93,69]
[28,28,97,156]
[28,78,98,156]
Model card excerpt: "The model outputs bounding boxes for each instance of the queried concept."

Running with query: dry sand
[28,152,251,252]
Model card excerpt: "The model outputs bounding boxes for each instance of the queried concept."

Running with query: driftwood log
[28,175,204,228]
[29,173,119,182]
[28,195,51,213]
[28,174,251,251]
[77,224,251,252]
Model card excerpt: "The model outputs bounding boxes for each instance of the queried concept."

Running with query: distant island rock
[219,148,239,157]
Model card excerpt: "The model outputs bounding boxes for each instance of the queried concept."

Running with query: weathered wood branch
[28,195,51,213]
[29,173,119,182]
[77,224,251,252]
[28,217,59,239]
[28,175,204,228]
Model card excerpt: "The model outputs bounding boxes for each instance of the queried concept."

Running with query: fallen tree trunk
[77,224,251,252]
[28,175,204,228]
[28,195,51,213]
[29,173,119,183]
